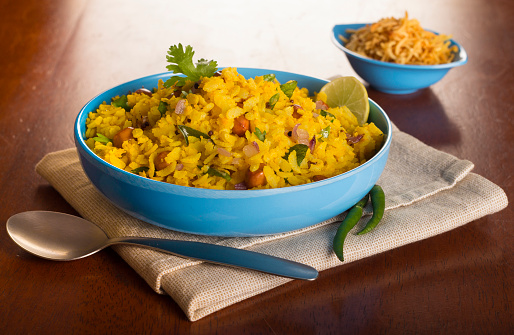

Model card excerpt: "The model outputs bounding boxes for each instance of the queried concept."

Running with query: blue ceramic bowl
[74,69,392,236]
[332,24,468,94]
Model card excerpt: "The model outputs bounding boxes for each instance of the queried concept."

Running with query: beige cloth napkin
[35,124,508,321]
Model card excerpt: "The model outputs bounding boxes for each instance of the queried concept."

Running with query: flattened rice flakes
[85,68,384,190]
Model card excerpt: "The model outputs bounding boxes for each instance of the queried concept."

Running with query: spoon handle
[109,237,318,281]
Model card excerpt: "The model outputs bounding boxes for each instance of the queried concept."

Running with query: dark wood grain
[1,0,512,334]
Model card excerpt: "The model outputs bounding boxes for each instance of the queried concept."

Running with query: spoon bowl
[7,211,109,260]
[6,211,318,280]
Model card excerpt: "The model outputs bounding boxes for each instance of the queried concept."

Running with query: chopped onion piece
[312,112,319,118]
[292,123,309,144]
[298,138,310,145]
[217,147,232,157]
[309,135,316,153]
[291,124,300,141]
[175,99,186,114]
[234,182,248,190]
[243,142,259,157]
[297,129,309,142]
[316,100,330,110]
[346,133,364,144]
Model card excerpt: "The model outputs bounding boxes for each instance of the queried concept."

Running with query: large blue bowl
[332,24,468,94]
[74,69,392,236]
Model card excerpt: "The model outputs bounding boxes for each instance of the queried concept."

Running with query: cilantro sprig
[158,101,168,115]
[319,126,331,142]
[267,81,298,109]
[283,144,309,166]
[320,110,335,122]
[254,127,266,141]
[164,44,218,88]
[112,95,130,111]
[263,74,276,82]
[93,133,112,144]
[132,166,149,174]
[280,81,297,99]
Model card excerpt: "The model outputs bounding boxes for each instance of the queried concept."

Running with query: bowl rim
[74,68,392,195]
[331,23,468,70]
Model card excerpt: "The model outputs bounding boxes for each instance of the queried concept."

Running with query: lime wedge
[320,76,369,126]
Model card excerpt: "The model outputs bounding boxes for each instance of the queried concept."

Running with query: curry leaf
[268,93,280,110]
[207,166,231,181]
[177,125,213,146]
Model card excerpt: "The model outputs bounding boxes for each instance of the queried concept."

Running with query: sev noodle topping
[341,12,458,65]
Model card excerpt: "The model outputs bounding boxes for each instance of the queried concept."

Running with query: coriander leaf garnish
[263,74,276,82]
[320,110,335,122]
[207,166,231,181]
[283,144,309,166]
[158,101,168,115]
[93,133,112,144]
[177,125,214,146]
[254,127,266,141]
[112,95,130,111]
[132,166,149,174]
[319,126,331,142]
[268,93,280,110]
[320,110,335,118]
[280,80,297,99]
[164,44,218,88]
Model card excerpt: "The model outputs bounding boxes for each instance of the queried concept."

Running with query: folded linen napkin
[35,124,508,321]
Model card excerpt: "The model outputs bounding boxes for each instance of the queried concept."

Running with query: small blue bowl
[74,69,392,236]
[332,24,468,94]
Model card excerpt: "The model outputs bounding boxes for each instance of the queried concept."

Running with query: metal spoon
[6,211,318,280]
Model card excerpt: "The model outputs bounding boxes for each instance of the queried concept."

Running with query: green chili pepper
[356,185,385,235]
[333,194,369,262]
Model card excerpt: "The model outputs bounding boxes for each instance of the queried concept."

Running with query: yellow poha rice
[85,67,384,190]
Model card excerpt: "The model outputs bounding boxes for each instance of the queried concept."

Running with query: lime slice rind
[320,77,369,126]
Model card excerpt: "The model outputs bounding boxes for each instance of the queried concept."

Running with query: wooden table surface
[1,0,512,334]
